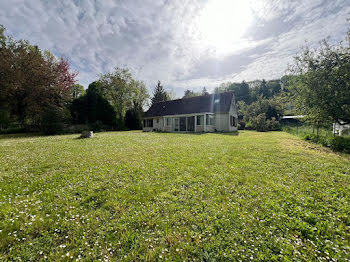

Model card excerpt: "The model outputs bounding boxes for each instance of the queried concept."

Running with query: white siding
[215,113,230,132]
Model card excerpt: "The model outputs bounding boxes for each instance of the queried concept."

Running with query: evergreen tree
[151,81,168,105]
[201,87,209,95]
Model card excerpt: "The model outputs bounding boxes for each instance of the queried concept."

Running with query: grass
[0,131,349,261]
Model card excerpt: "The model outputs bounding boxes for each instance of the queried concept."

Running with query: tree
[201,87,209,95]
[256,79,270,98]
[0,24,5,45]
[237,81,251,103]
[125,105,143,130]
[240,96,283,131]
[267,80,282,96]
[151,81,168,105]
[183,89,199,98]
[71,83,116,127]
[0,29,77,129]
[98,68,149,127]
[71,84,85,99]
[290,31,350,127]
[214,81,251,103]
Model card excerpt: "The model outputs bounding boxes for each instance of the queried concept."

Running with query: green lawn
[0,131,349,261]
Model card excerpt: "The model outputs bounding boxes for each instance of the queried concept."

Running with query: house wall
[205,125,215,132]
[215,113,229,132]
[151,118,162,131]
[228,96,238,132]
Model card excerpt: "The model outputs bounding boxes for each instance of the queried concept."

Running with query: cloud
[0,0,349,97]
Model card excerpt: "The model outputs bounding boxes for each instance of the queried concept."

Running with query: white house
[143,91,238,132]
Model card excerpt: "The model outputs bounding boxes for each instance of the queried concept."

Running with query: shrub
[245,121,254,130]
[255,113,268,132]
[328,136,350,153]
[267,117,281,131]
[40,106,66,135]
[125,107,143,130]
[303,134,328,146]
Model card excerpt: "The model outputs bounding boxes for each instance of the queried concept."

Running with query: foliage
[0,28,77,128]
[201,87,209,95]
[98,68,149,125]
[0,109,10,130]
[71,84,85,99]
[289,32,350,126]
[240,97,283,131]
[328,136,350,153]
[125,106,143,130]
[181,87,209,98]
[0,24,5,45]
[151,81,169,105]
[215,81,251,103]
[283,124,350,153]
[40,106,67,135]
[302,134,350,153]
[70,84,117,128]
[183,89,200,98]
[0,131,349,261]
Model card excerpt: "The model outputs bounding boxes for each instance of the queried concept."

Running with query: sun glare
[197,0,253,55]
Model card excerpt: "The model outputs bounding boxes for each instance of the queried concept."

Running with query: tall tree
[267,80,282,96]
[201,87,209,95]
[98,68,149,126]
[290,31,350,127]
[151,81,169,105]
[0,33,77,127]
[71,83,116,127]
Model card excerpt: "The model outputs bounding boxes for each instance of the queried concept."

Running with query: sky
[0,0,349,97]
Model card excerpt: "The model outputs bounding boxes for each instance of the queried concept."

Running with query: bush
[125,108,143,130]
[40,106,66,135]
[328,136,350,153]
[255,113,268,132]
[303,134,328,146]
[266,117,281,131]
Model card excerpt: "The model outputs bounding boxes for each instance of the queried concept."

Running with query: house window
[206,114,214,125]
[197,115,204,125]
[230,116,237,127]
[156,119,159,124]
[166,118,171,126]
[144,119,153,127]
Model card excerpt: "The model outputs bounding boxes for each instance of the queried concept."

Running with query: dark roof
[144,91,235,118]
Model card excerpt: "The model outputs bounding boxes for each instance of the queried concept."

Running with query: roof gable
[144,91,235,118]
